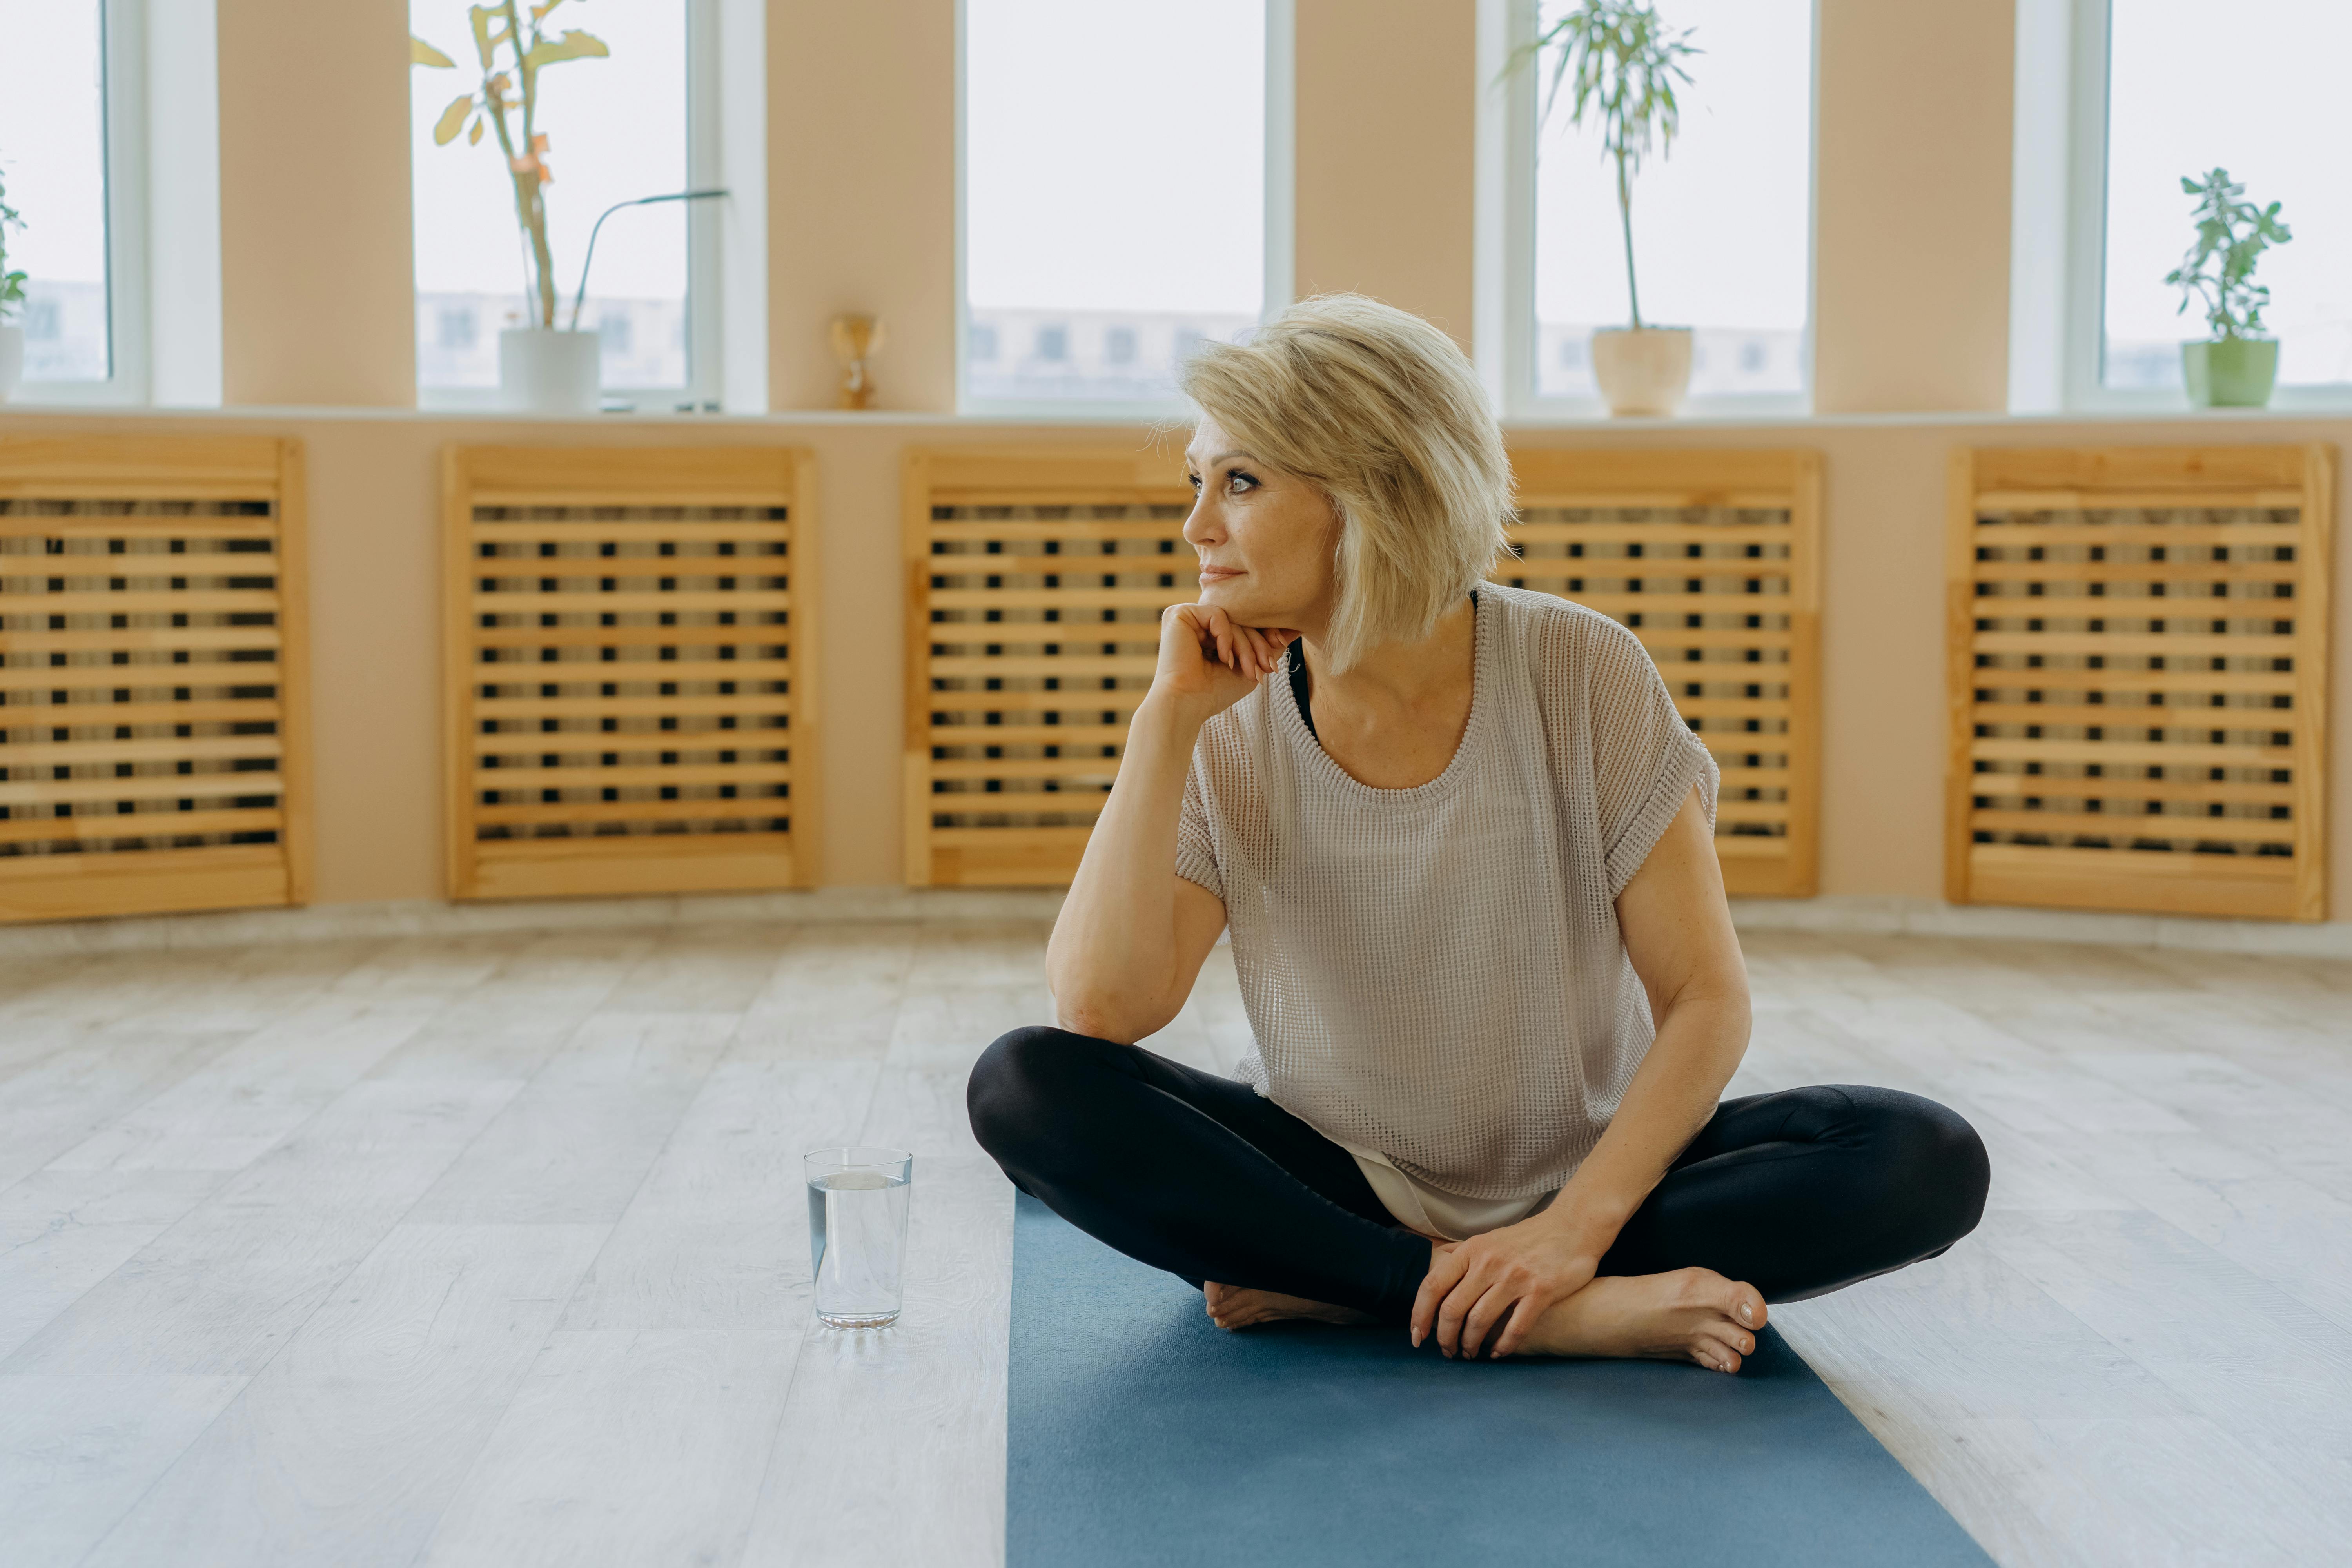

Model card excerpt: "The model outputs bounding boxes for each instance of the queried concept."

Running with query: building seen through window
[0,0,110,383]
[964,0,1267,404]
[409,0,692,396]
[1530,0,1811,403]
[2100,0,2352,390]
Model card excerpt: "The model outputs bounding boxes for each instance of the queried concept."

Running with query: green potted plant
[2166,167,2291,408]
[0,163,26,403]
[1516,0,1699,416]
[413,3,610,412]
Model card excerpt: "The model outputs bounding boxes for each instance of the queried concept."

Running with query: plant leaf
[468,116,485,145]
[521,28,610,69]
[411,35,456,68]
[469,5,497,69]
[433,93,476,145]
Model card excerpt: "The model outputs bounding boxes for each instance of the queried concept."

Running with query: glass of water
[803,1146,914,1328]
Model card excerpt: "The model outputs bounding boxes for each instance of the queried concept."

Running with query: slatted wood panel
[444,446,818,901]
[903,448,1192,886]
[1945,445,2332,922]
[0,435,312,922]
[1503,448,1822,898]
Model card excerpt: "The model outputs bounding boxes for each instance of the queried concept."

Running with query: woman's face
[1182,418,1341,634]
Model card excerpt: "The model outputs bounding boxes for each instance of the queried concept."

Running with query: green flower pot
[2181,338,2279,408]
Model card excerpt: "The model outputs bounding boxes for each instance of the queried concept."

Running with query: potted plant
[2166,167,2291,408]
[0,164,25,403]
[413,4,611,413]
[1519,0,1699,417]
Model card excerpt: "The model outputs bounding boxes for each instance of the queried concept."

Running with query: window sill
[5,400,2352,433]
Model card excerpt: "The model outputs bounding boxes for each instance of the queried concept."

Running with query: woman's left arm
[1412,784,1751,1358]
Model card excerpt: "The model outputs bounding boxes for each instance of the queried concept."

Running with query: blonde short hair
[1180,294,1513,672]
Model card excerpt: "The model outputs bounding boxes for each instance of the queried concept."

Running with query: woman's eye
[1225,471,1259,495]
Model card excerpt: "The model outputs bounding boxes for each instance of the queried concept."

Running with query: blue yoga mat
[1008,1193,1990,1567]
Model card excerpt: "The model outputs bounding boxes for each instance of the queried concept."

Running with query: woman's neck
[1297,594,1477,719]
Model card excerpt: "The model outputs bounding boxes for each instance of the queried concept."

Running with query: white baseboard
[1729,895,2352,960]
[0,887,1069,958]
[0,887,2343,962]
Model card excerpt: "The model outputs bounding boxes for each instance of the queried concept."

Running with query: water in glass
[806,1157,912,1328]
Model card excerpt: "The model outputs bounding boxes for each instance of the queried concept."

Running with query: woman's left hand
[1410,1216,1604,1359]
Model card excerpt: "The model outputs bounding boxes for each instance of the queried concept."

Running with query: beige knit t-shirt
[1174,584,1718,1238]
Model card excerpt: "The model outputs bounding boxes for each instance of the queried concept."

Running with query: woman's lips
[1198,566,1244,581]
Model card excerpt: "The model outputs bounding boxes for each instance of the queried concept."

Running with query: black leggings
[967,1027,1991,1326]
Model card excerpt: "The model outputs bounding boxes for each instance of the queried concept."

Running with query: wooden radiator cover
[443,446,817,901]
[0,436,312,923]
[903,448,1192,887]
[1503,448,1823,898]
[1946,445,2333,921]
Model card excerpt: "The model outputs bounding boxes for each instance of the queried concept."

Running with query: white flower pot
[498,328,601,414]
[0,325,23,403]
[1591,326,1693,418]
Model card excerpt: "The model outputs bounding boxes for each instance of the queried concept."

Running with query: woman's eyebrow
[1185,451,1258,470]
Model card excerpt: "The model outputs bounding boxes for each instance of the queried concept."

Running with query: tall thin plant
[412,2,610,331]
[0,164,25,323]
[2164,167,2290,342]
[1512,0,1699,330]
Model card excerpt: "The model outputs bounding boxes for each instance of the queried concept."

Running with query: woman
[966,296,1988,1371]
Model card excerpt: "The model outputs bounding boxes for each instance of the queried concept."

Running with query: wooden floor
[2,920,2349,1566]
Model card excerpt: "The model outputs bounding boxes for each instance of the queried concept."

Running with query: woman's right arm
[1044,603,1289,1044]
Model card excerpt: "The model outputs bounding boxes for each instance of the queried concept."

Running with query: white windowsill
[5,399,2352,432]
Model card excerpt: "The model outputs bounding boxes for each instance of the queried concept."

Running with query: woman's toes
[1730,1283,1768,1332]
[1688,1341,1740,1374]
[1670,1268,1768,1334]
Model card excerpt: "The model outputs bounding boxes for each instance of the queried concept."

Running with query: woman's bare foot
[1203,1280,1377,1330]
[1508,1268,1768,1373]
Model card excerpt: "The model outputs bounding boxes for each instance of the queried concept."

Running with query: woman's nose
[1182,499,1221,547]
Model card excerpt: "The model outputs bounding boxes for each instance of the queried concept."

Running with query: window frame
[2058,0,2352,413]
[11,0,150,406]
[1493,0,1818,424]
[952,0,1297,419]
[412,0,725,414]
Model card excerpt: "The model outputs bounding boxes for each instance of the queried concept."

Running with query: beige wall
[766,0,958,412]
[216,0,417,407]
[1811,0,2017,414]
[0,408,2343,918]
[1292,0,1478,340]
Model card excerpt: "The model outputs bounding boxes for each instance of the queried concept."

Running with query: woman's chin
[1197,585,1276,627]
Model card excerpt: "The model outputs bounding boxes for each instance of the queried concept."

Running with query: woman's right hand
[1151,603,1295,727]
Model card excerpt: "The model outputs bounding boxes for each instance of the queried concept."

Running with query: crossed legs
[967,1026,1989,1365]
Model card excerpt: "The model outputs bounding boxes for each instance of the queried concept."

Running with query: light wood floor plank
[77,1222,609,1568]
[0,1169,233,1363]
[415,1328,803,1568]
[0,1373,250,1568]
[47,1000,440,1173]
[0,1027,252,1191]
[404,1013,734,1226]
[559,1056,877,1332]
[2,1077,526,1376]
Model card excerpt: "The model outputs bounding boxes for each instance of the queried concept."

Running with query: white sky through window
[409,0,688,388]
[964,0,1264,401]
[2103,0,2352,388]
[1531,0,1812,400]
[0,0,109,381]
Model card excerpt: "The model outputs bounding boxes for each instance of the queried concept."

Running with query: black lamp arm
[567,188,730,333]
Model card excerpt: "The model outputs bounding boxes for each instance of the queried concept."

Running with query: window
[410,0,719,408]
[2084,0,2352,399]
[962,0,1284,409]
[1514,0,1813,412]
[0,0,147,400]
